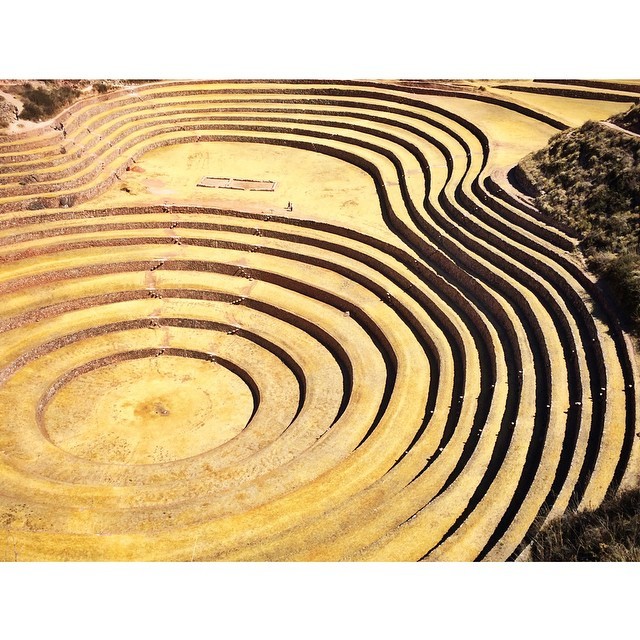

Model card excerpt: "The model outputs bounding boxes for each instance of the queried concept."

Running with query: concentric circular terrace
[0,79,639,561]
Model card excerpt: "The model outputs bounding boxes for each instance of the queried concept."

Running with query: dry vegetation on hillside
[0,80,155,130]
[531,488,640,561]
[519,104,640,324]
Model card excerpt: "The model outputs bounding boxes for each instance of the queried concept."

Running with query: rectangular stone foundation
[197,177,277,191]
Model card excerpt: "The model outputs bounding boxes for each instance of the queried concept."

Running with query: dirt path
[601,119,640,138]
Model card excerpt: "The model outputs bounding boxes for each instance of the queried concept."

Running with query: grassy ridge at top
[518,104,640,323]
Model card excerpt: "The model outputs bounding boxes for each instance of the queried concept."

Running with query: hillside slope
[0,80,148,134]
[518,104,640,324]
